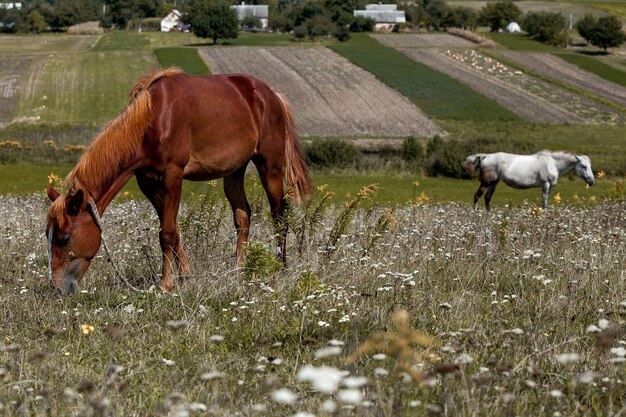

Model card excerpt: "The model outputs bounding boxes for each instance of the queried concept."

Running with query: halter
[85,197,141,292]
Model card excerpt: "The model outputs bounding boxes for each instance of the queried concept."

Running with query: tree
[185,0,239,45]
[523,11,566,46]
[575,13,596,42]
[20,9,47,33]
[443,6,478,30]
[577,14,625,52]
[478,1,521,32]
[52,0,97,30]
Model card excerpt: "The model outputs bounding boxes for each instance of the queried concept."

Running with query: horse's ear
[66,189,85,216]
[575,156,581,162]
[46,185,60,202]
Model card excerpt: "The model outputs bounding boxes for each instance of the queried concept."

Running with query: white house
[231,2,269,29]
[161,9,182,32]
[353,4,406,32]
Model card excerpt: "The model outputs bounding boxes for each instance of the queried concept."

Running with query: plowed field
[199,46,443,137]
[400,48,626,125]
[494,51,626,107]
[372,33,475,48]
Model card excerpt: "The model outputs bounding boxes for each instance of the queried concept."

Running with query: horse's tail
[463,153,487,173]
[276,93,312,205]
[65,68,183,190]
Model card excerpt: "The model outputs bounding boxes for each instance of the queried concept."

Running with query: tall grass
[329,34,519,121]
[1,193,624,415]
[486,33,561,52]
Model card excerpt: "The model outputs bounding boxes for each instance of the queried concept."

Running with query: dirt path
[372,33,475,48]
[199,46,444,137]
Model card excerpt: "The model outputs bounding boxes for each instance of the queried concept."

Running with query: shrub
[401,136,423,162]
[523,11,567,46]
[426,136,533,178]
[303,139,362,168]
[349,16,375,33]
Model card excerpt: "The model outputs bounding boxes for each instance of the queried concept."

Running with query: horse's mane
[64,67,183,197]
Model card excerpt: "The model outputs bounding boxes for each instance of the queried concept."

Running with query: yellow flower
[597,170,606,180]
[47,173,61,186]
[81,324,95,335]
[413,180,420,187]
[553,193,561,204]
[207,180,218,188]
[590,196,596,203]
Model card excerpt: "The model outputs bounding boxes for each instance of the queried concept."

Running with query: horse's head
[575,155,595,186]
[46,185,101,294]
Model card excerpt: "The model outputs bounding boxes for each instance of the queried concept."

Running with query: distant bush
[426,136,534,178]
[523,11,567,47]
[349,16,375,33]
[447,28,496,48]
[401,136,424,162]
[304,139,362,168]
[127,18,161,32]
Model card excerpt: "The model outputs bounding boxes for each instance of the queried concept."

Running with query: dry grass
[67,21,104,36]
[0,185,624,416]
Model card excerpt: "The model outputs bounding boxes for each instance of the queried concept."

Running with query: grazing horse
[46,68,312,294]
[463,150,594,210]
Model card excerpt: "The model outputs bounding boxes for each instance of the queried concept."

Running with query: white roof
[506,21,521,32]
[354,10,406,24]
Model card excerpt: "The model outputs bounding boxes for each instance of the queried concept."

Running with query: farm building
[0,2,21,8]
[231,2,269,30]
[353,4,406,32]
[506,21,522,33]
[161,9,182,32]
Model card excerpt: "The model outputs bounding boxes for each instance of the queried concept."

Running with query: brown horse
[46,68,312,294]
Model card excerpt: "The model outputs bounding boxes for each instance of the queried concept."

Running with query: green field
[3,164,618,210]
[329,34,520,121]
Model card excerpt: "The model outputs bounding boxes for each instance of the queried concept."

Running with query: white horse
[463,150,595,210]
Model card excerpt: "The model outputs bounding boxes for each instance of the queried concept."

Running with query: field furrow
[400,48,626,125]
[199,46,443,137]
[0,56,32,124]
[493,51,626,107]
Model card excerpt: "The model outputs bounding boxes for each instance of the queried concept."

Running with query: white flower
[292,413,315,417]
[374,368,389,377]
[201,371,225,381]
[578,371,595,384]
[271,388,296,405]
[372,353,387,361]
[453,354,473,365]
[328,339,344,346]
[320,399,337,413]
[549,389,563,398]
[209,335,224,342]
[298,365,345,394]
[556,353,580,365]
[337,389,362,405]
[314,346,342,359]
[342,376,368,388]
[586,325,601,333]
[598,319,610,329]
[510,328,524,335]
[610,347,626,357]
[162,359,175,366]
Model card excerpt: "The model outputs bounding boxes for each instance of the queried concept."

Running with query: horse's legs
[541,182,552,209]
[223,165,251,267]
[473,183,488,210]
[253,158,287,265]
[484,182,499,211]
[137,168,189,291]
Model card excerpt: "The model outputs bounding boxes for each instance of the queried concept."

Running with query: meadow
[0,190,624,416]
[0,26,625,415]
